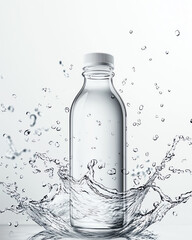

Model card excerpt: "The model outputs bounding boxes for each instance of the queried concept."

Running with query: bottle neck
[82,65,114,89]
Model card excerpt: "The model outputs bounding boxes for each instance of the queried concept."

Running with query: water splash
[1,135,192,239]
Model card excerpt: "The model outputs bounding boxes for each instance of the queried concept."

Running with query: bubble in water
[65,107,70,113]
[175,30,180,36]
[24,129,31,136]
[153,134,159,141]
[107,168,116,175]
[129,30,133,34]
[8,106,14,112]
[141,46,147,50]
[139,105,144,111]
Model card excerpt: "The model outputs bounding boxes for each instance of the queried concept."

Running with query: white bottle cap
[83,52,114,68]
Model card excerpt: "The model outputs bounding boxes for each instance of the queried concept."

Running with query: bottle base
[72,226,122,238]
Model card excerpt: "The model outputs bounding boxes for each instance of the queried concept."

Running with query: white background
[1,0,192,238]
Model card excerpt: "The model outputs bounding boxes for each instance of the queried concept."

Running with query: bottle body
[69,64,126,232]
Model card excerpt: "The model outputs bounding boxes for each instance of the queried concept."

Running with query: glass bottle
[69,53,126,234]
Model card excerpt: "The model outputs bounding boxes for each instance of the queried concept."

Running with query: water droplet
[168,89,171,93]
[69,64,73,70]
[132,67,136,72]
[119,89,123,93]
[56,120,60,124]
[159,91,163,94]
[190,119,192,123]
[8,222,12,226]
[46,103,52,108]
[87,113,92,117]
[139,105,144,111]
[96,120,102,126]
[51,125,56,129]
[14,221,19,227]
[55,142,60,148]
[146,168,152,175]
[64,138,68,142]
[127,102,131,107]
[175,30,180,36]
[141,46,147,50]
[140,164,144,169]
[133,179,140,185]
[152,163,157,168]
[131,82,134,85]
[33,169,41,174]
[149,58,152,61]
[30,114,37,127]
[8,105,14,112]
[20,175,23,179]
[133,122,137,126]
[153,134,159,141]
[98,163,106,169]
[172,211,178,216]
[22,188,25,192]
[35,129,42,136]
[59,60,63,65]
[107,168,116,175]
[133,148,138,153]
[160,104,164,107]
[56,127,61,131]
[24,129,31,136]
[161,118,165,122]
[129,30,133,34]
[165,51,169,55]
[65,107,70,113]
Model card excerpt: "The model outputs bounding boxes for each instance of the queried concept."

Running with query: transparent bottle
[69,53,126,234]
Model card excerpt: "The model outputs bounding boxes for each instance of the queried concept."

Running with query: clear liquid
[70,76,126,230]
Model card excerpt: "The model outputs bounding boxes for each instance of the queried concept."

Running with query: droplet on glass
[160,104,164,107]
[8,222,12,226]
[149,58,152,61]
[96,120,102,126]
[161,118,165,122]
[20,175,23,179]
[165,51,169,55]
[69,64,73,70]
[59,60,63,65]
[56,127,61,131]
[145,152,149,156]
[127,102,131,107]
[46,103,52,109]
[133,122,137,126]
[55,142,60,147]
[190,119,192,123]
[111,95,115,99]
[22,188,25,192]
[159,91,162,94]
[175,30,180,36]
[139,105,144,111]
[132,67,136,72]
[129,30,133,34]
[56,120,60,124]
[65,107,70,113]
[107,168,116,175]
